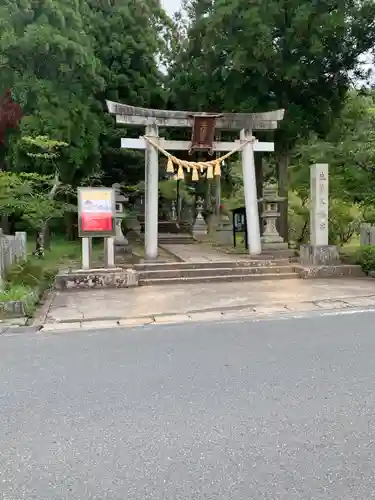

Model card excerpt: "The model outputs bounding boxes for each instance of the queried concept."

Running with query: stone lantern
[112,183,131,254]
[192,197,208,239]
[260,180,287,250]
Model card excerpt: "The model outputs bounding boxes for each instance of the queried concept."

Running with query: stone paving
[39,277,375,330]
[161,243,240,262]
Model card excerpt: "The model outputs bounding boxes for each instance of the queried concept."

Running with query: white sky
[161,0,181,15]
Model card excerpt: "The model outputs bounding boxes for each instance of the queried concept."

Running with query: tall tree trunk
[34,221,48,257]
[44,224,51,250]
[64,212,75,240]
[34,171,60,256]
[1,215,9,233]
[277,149,289,243]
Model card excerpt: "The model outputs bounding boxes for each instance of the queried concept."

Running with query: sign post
[78,187,116,269]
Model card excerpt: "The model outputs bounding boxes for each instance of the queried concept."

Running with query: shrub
[6,260,57,288]
[355,245,375,273]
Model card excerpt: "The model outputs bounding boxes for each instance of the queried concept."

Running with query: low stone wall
[300,244,340,266]
[55,268,139,290]
[296,264,365,279]
[0,300,27,318]
[0,290,37,319]
[0,231,27,282]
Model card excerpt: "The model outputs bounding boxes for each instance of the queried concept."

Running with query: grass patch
[340,236,361,263]
[26,238,103,270]
[0,284,33,302]
[2,238,105,318]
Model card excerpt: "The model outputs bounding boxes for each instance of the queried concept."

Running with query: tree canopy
[1,0,375,248]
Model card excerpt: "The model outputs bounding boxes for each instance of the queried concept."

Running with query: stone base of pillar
[114,241,132,255]
[54,268,139,290]
[262,241,289,251]
[207,214,221,236]
[215,225,233,246]
[192,219,208,239]
[300,244,340,266]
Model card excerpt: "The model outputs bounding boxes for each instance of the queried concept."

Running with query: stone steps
[136,233,196,245]
[135,260,299,286]
[134,259,290,272]
[139,265,296,281]
[139,272,299,286]
[158,237,195,245]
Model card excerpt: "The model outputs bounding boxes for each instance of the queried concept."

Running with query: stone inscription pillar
[300,163,339,265]
[310,163,328,246]
[240,129,261,255]
[145,124,159,260]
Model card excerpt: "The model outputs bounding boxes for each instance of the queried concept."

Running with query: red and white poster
[78,188,115,236]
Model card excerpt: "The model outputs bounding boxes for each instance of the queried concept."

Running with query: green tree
[290,91,375,205]
[20,135,75,255]
[168,0,375,239]
[0,0,102,186]
[88,0,171,187]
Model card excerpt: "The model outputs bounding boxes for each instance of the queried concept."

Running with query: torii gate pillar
[145,124,159,260]
[241,129,261,255]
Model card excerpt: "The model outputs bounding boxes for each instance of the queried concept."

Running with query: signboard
[189,115,218,154]
[78,187,116,237]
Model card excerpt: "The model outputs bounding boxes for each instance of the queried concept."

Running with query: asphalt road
[1,311,375,499]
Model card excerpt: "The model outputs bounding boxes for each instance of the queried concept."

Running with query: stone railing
[0,230,27,281]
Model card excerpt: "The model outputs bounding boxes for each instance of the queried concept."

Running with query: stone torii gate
[106,101,284,260]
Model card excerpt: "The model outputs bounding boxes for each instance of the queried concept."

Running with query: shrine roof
[106,101,284,130]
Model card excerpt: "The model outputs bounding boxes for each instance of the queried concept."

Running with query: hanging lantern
[166,157,174,173]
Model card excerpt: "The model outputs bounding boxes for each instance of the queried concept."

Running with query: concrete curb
[30,288,55,326]
[36,292,375,325]
[39,294,375,332]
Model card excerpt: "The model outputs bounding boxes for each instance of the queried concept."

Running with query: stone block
[114,241,132,255]
[80,320,120,330]
[192,221,207,237]
[297,264,364,279]
[125,269,138,287]
[253,304,289,315]
[215,227,233,246]
[42,322,81,331]
[0,300,27,318]
[262,241,289,251]
[206,214,221,235]
[189,311,224,322]
[119,317,154,327]
[300,244,340,266]
[54,268,139,290]
[154,314,191,324]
